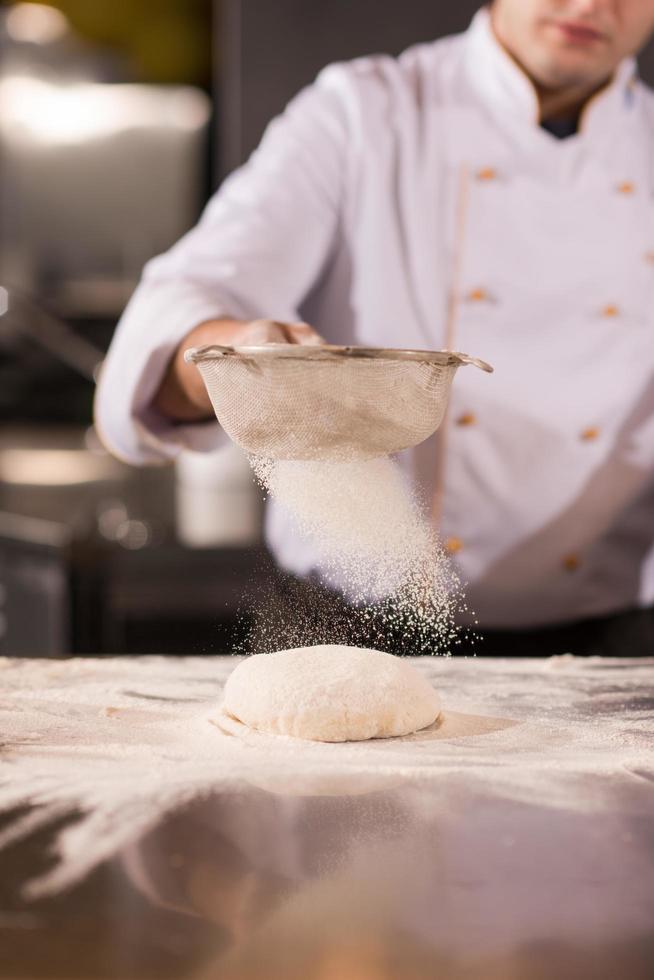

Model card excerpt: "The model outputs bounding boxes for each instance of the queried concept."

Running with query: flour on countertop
[1,655,652,898]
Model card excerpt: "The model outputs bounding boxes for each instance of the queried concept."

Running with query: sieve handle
[456,354,494,373]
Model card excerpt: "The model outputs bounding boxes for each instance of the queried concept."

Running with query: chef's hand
[154,317,323,422]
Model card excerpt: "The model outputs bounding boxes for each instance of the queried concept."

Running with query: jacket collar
[463,6,638,143]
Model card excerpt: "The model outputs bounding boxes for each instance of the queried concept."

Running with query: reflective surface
[2,655,653,979]
[3,786,653,979]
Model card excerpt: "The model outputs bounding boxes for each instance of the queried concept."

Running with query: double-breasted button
[476,167,498,181]
[562,554,581,572]
[467,287,489,303]
[456,412,477,427]
[445,537,463,555]
[602,304,620,318]
[617,181,635,195]
[580,427,600,442]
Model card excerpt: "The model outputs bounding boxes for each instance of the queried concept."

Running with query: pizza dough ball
[221,644,441,742]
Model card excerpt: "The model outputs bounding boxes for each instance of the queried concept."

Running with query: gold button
[580,427,600,442]
[563,554,581,572]
[645,251,654,265]
[467,288,488,302]
[445,537,463,555]
[602,304,619,317]
[456,412,477,427]
[617,181,635,195]
[477,167,497,181]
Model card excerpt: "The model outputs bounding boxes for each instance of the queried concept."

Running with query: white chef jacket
[95,7,654,629]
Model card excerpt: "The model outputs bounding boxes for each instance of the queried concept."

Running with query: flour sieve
[184,344,493,461]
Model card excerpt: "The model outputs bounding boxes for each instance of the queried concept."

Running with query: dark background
[219,0,654,176]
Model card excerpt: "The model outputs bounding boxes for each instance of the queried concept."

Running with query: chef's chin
[524,33,616,91]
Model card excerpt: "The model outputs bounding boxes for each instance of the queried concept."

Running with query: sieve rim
[184,344,493,373]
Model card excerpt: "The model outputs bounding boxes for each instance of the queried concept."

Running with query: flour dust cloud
[247,455,472,656]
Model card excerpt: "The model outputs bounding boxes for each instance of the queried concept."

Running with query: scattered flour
[1,655,652,897]
[249,456,472,655]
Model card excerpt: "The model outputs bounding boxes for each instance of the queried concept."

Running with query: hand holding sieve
[184,343,493,461]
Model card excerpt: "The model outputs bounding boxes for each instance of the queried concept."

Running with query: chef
[96,0,654,655]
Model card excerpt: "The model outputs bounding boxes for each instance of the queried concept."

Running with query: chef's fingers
[245,319,325,346]
[242,319,291,345]
[285,321,325,345]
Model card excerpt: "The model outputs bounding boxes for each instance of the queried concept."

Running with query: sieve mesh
[185,344,493,461]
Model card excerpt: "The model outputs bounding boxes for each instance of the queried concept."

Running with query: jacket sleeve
[94,66,351,465]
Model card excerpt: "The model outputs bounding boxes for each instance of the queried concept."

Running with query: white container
[175,445,263,549]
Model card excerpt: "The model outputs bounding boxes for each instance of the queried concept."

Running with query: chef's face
[492,0,654,89]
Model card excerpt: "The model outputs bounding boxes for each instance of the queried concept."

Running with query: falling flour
[249,455,471,655]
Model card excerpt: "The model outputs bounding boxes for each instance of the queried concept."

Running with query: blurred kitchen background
[2,0,654,655]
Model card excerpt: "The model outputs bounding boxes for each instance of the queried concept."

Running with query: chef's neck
[535,77,608,124]
[490,10,611,126]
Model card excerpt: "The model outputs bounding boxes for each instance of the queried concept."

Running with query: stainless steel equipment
[185,344,493,461]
